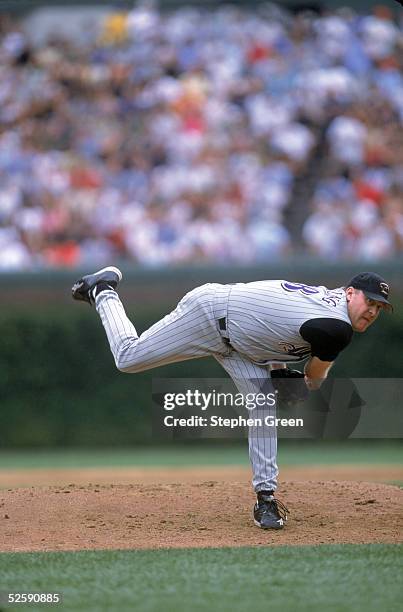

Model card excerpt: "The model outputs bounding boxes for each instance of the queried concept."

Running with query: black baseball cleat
[71,266,122,305]
[253,492,288,530]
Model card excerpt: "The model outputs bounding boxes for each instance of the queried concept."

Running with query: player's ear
[345,286,354,302]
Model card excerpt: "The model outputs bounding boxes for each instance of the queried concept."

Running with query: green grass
[0,441,401,469]
[0,445,247,469]
[0,544,401,612]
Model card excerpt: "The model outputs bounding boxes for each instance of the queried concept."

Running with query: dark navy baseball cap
[347,272,393,312]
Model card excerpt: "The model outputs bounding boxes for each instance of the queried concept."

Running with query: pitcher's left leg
[215,351,288,529]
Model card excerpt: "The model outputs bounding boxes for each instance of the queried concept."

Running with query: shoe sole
[83,266,122,287]
[253,518,284,530]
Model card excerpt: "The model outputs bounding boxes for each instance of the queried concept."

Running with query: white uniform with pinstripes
[95,280,350,493]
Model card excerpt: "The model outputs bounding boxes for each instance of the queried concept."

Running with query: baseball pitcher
[72,268,392,530]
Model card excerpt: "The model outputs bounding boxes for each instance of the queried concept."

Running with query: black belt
[218,317,232,347]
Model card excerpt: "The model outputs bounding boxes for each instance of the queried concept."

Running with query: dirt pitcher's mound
[1,481,402,552]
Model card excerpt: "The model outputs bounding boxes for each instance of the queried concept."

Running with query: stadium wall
[1,0,401,17]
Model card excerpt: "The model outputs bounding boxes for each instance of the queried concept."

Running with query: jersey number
[282,281,342,308]
[281,282,319,295]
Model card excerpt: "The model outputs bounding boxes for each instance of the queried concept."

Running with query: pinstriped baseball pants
[96,283,278,493]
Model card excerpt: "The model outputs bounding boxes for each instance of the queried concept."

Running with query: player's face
[346,288,383,332]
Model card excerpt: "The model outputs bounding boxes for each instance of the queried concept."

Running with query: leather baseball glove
[270,368,309,407]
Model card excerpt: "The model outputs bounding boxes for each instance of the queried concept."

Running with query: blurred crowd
[0,1,402,269]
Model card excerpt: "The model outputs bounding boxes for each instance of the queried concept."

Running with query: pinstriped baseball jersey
[226,280,351,364]
[93,279,350,495]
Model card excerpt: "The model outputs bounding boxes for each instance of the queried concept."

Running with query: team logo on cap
[379,282,389,297]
